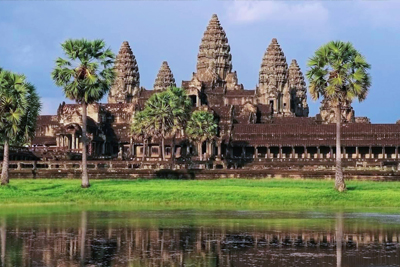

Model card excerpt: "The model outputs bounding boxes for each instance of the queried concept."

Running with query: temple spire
[108,41,140,104]
[153,61,176,91]
[288,59,309,117]
[258,38,288,95]
[195,14,232,83]
[256,38,290,115]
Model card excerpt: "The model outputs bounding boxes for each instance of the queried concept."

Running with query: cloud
[225,0,329,25]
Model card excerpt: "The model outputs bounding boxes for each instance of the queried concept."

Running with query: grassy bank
[0,179,400,208]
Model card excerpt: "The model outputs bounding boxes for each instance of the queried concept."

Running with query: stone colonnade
[230,145,400,160]
[56,134,81,150]
[131,140,226,160]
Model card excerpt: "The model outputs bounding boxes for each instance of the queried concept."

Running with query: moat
[0,208,399,266]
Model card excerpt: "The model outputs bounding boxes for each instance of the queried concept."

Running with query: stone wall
[3,159,400,180]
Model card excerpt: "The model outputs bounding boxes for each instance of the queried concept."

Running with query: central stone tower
[195,14,233,84]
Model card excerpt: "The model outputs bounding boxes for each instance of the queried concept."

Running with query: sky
[0,0,399,123]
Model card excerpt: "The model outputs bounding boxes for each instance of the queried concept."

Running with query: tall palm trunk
[171,134,176,168]
[198,142,203,161]
[335,105,345,192]
[1,140,10,185]
[142,137,146,162]
[161,136,165,161]
[81,102,90,188]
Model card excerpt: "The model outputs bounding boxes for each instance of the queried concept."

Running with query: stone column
[196,95,200,107]
[330,146,333,159]
[343,147,346,159]
[279,146,282,159]
[218,143,222,158]
[356,147,359,159]
[267,147,270,159]
[396,147,398,160]
[369,146,372,159]
[317,147,321,159]
[304,146,308,159]
[382,147,386,159]
[292,146,295,159]
[255,147,258,159]
[72,134,75,149]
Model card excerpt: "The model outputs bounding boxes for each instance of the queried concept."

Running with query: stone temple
[29,14,400,168]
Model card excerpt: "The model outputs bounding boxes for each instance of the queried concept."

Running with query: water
[0,208,399,266]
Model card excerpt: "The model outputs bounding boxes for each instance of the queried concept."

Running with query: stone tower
[288,59,309,117]
[256,38,290,116]
[196,14,232,84]
[108,41,140,104]
[154,61,176,91]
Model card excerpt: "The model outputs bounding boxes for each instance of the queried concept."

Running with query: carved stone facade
[31,14,400,165]
[319,99,355,124]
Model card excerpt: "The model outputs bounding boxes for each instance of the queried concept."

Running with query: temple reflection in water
[0,210,399,266]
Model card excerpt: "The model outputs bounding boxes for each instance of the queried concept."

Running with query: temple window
[190,95,197,107]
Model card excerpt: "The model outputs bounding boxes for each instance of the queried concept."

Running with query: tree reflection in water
[0,209,398,266]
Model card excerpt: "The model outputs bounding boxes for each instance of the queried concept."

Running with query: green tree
[131,110,151,161]
[133,87,191,163]
[185,110,218,161]
[0,69,41,185]
[168,87,192,163]
[52,39,115,188]
[306,41,371,192]
[142,90,174,161]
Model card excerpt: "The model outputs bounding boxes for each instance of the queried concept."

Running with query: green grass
[0,178,400,208]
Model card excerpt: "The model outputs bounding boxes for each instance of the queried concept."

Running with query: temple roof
[154,61,176,91]
[232,123,400,146]
[196,14,232,82]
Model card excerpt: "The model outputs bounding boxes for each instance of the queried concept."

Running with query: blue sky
[0,0,399,123]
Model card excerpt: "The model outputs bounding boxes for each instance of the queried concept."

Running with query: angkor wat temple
[24,14,400,175]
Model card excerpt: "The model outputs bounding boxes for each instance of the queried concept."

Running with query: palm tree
[306,41,371,192]
[143,90,174,161]
[131,110,151,161]
[185,110,218,161]
[0,69,41,185]
[167,87,192,163]
[52,39,115,188]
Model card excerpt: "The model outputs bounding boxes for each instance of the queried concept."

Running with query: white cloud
[226,0,329,24]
